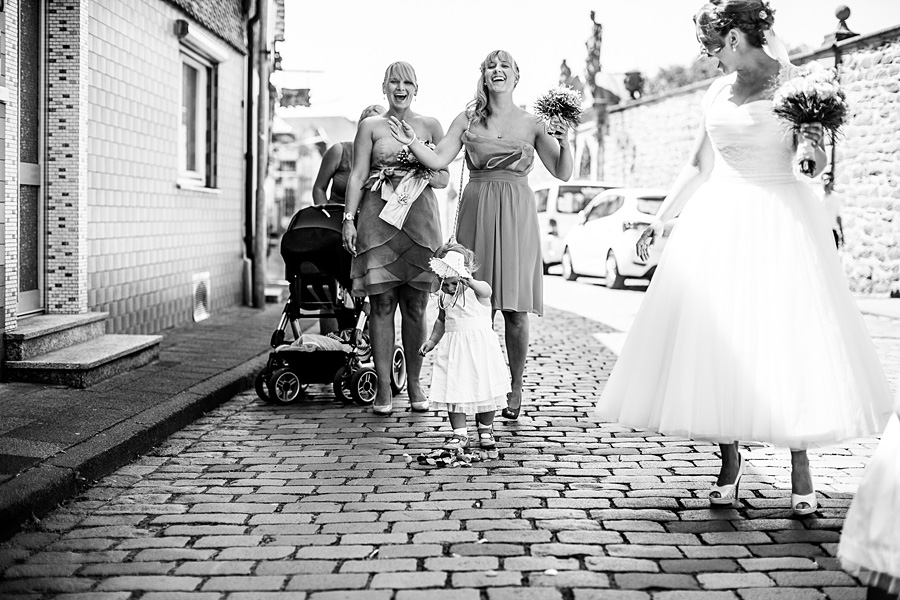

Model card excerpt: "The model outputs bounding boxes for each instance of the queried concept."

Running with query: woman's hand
[799,122,824,147]
[342,221,358,256]
[546,116,568,144]
[389,117,416,145]
[636,220,664,261]
[419,339,436,356]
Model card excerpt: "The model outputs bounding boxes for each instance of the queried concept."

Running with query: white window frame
[176,24,228,190]
[179,49,210,186]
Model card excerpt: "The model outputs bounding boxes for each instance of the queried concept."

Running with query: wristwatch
[342,212,355,223]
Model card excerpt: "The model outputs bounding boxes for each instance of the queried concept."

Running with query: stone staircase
[3,312,162,388]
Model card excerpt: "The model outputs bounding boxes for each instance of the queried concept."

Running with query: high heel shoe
[371,401,393,415]
[410,400,430,412]
[709,453,744,506]
[791,491,817,516]
[501,391,521,421]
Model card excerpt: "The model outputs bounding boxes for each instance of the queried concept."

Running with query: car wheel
[390,345,407,396]
[605,252,626,290]
[266,368,304,404]
[350,367,379,405]
[562,249,578,281]
[333,366,353,403]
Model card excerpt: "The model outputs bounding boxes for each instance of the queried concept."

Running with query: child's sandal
[477,427,496,450]
[443,433,470,451]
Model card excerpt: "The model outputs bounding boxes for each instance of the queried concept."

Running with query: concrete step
[4,334,162,388]
[4,312,109,361]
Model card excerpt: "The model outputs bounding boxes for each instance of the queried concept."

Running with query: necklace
[488,115,505,139]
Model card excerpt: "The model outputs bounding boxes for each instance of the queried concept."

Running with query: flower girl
[419,243,509,450]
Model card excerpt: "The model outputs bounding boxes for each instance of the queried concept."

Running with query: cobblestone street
[0,300,887,599]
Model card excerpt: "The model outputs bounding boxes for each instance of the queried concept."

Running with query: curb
[0,352,269,541]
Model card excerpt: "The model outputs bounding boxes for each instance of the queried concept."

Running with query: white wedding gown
[594,73,894,449]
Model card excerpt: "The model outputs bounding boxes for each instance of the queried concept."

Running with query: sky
[274,0,900,125]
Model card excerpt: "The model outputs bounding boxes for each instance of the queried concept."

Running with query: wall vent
[192,272,211,322]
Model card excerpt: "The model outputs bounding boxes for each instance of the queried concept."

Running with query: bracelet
[408,132,418,146]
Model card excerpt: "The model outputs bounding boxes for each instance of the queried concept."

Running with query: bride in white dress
[594,0,894,515]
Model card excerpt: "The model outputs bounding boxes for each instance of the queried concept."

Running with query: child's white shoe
[477,426,496,450]
[443,433,470,451]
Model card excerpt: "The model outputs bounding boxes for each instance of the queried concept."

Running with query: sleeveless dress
[428,286,510,414]
[839,393,900,594]
[593,73,894,449]
[329,141,353,204]
[457,131,542,315]
[350,137,441,296]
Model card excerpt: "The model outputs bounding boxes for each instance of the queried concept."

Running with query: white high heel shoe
[791,491,817,516]
[709,453,744,506]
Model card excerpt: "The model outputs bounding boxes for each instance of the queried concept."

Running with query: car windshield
[636,196,665,215]
[557,185,609,214]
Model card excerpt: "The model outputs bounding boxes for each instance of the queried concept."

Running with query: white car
[534,180,623,273]
[561,188,674,289]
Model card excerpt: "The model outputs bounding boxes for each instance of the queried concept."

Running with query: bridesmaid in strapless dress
[313,104,385,206]
[389,49,574,421]
[342,62,449,414]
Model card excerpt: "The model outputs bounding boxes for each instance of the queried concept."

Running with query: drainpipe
[244,7,258,306]
[252,0,270,308]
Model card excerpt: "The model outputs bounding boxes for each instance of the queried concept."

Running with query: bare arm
[419,309,446,355]
[426,117,450,190]
[534,116,574,181]
[312,144,343,205]
[464,278,492,300]
[341,120,376,255]
[636,118,713,260]
[391,111,468,170]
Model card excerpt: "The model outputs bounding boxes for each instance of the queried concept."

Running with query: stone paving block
[529,571,611,587]
[79,562,176,576]
[486,588,564,600]
[307,592,390,600]
[698,573,776,589]
[255,561,339,575]
[395,590,481,600]
[95,575,203,591]
[737,588,826,599]
[615,573,701,590]
[3,563,81,577]
[572,591,652,600]
[174,561,254,576]
[339,559,418,573]
[133,548,217,561]
[201,576,288,591]
[660,559,741,573]
[369,571,447,589]
[450,542,526,556]
[52,594,133,600]
[821,588,866,600]
[652,593,738,600]
[451,571,524,587]
[502,557,581,571]
[137,595,221,600]
[585,557,660,572]
[769,571,858,587]
[737,557,819,571]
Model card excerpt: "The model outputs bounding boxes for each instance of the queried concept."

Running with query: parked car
[534,180,623,273]
[561,188,674,289]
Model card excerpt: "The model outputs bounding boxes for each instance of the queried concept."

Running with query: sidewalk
[0,302,284,540]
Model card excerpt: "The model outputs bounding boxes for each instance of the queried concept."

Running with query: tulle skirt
[429,328,510,415]
[594,176,894,449]
[839,413,900,593]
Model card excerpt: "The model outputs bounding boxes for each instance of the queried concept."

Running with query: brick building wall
[3,0,18,332]
[595,26,900,294]
[86,0,246,333]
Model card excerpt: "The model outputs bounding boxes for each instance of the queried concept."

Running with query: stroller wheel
[350,367,378,405]
[390,344,407,396]
[267,368,304,404]
[255,369,272,403]
[332,366,354,403]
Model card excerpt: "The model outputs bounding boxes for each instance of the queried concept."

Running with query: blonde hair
[466,50,520,126]
[359,104,386,122]
[434,242,479,276]
[382,61,418,95]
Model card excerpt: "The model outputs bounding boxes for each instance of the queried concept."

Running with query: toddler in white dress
[420,243,509,450]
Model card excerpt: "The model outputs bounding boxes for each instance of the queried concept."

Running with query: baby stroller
[255,203,407,405]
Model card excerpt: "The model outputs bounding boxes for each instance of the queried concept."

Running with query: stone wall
[831,29,900,294]
[596,25,900,294]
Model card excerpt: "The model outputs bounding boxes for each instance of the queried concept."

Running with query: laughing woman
[390,49,573,421]
[342,61,449,415]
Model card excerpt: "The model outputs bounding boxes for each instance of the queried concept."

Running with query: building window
[283,187,296,216]
[179,48,217,187]
[281,160,296,172]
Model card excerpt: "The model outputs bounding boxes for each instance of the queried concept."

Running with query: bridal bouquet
[772,66,848,176]
[533,85,583,131]
[379,141,437,229]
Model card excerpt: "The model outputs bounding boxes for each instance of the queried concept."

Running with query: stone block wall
[597,26,900,294]
[87,0,246,333]
[832,31,900,294]
[604,84,707,189]
[3,0,17,331]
